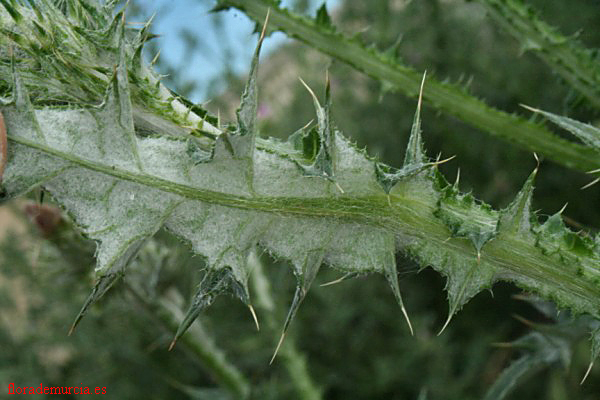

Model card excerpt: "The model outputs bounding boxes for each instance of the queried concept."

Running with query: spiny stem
[216,0,600,173]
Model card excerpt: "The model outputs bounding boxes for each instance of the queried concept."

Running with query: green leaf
[434,186,497,260]
[485,313,589,398]
[315,3,332,29]
[375,73,433,193]
[497,167,537,236]
[522,105,600,152]
[170,268,235,350]
[293,78,338,184]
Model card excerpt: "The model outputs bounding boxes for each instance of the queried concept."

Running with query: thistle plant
[0,0,599,398]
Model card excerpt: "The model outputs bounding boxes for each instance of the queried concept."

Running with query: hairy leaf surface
[1,0,599,350]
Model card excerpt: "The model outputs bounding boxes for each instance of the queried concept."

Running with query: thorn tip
[259,8,271,42]
[249,305,260,331]
[401,305,414,336]
[581,177,600,190]
[270,332,286,365]
[438,313,453,336]
[581,361,594,385]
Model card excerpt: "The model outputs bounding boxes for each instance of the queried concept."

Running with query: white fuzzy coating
[3,91,397,293]
[45,168,180,274]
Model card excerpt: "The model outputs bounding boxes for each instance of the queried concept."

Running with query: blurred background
[1,0,600,398]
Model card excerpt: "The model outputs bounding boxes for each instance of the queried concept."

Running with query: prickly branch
[214,0,600,174]
[477,0,600,110]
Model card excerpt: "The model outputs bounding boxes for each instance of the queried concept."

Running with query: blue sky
[133,0,339,102]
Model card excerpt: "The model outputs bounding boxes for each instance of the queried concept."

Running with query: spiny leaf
[271,250,323,363]
[535,211,596,265]
[375,72,430,193]
[69,238,146,335]
[382,247,413,335]
[314,3,332,30]
[234,8,268,146]
[169,268,235,351]
[434,185,497,261]
[404,72,427,167]
[522,105,600,152]
[438,251,496,335]
[295,77,337,184]
[497,166,538,236]
[2,0,600,356]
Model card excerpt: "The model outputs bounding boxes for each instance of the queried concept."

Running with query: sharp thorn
[437,312,453,336]
[520,104,540,113]
[580,361,594,385]
[270,331,286,365]
[581,177,600,190]
[168,339,177,352]
[401,304,414,336]
[300,119,314,131]
[334,181,344,194]
[259,8,270,43]
[298,77,320,106]
[68,312,85,336]
[587,168,600,174]
[151,49,161,65]
[248,304,260,331]
[512,314,534,327]
[511,293,530,301]
[430,154,456,167]
[558,202,568,214]
[454,168,461,187]
[320,273,351,287]
[417,71,426,111]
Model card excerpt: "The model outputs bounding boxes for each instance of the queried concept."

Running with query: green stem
[9,131,600,318]
[215,0,600,173]
[477,0,600,110]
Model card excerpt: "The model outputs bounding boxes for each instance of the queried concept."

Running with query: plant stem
[216,0,600,173]
[9,130,600,318]
[477,0,600,110]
